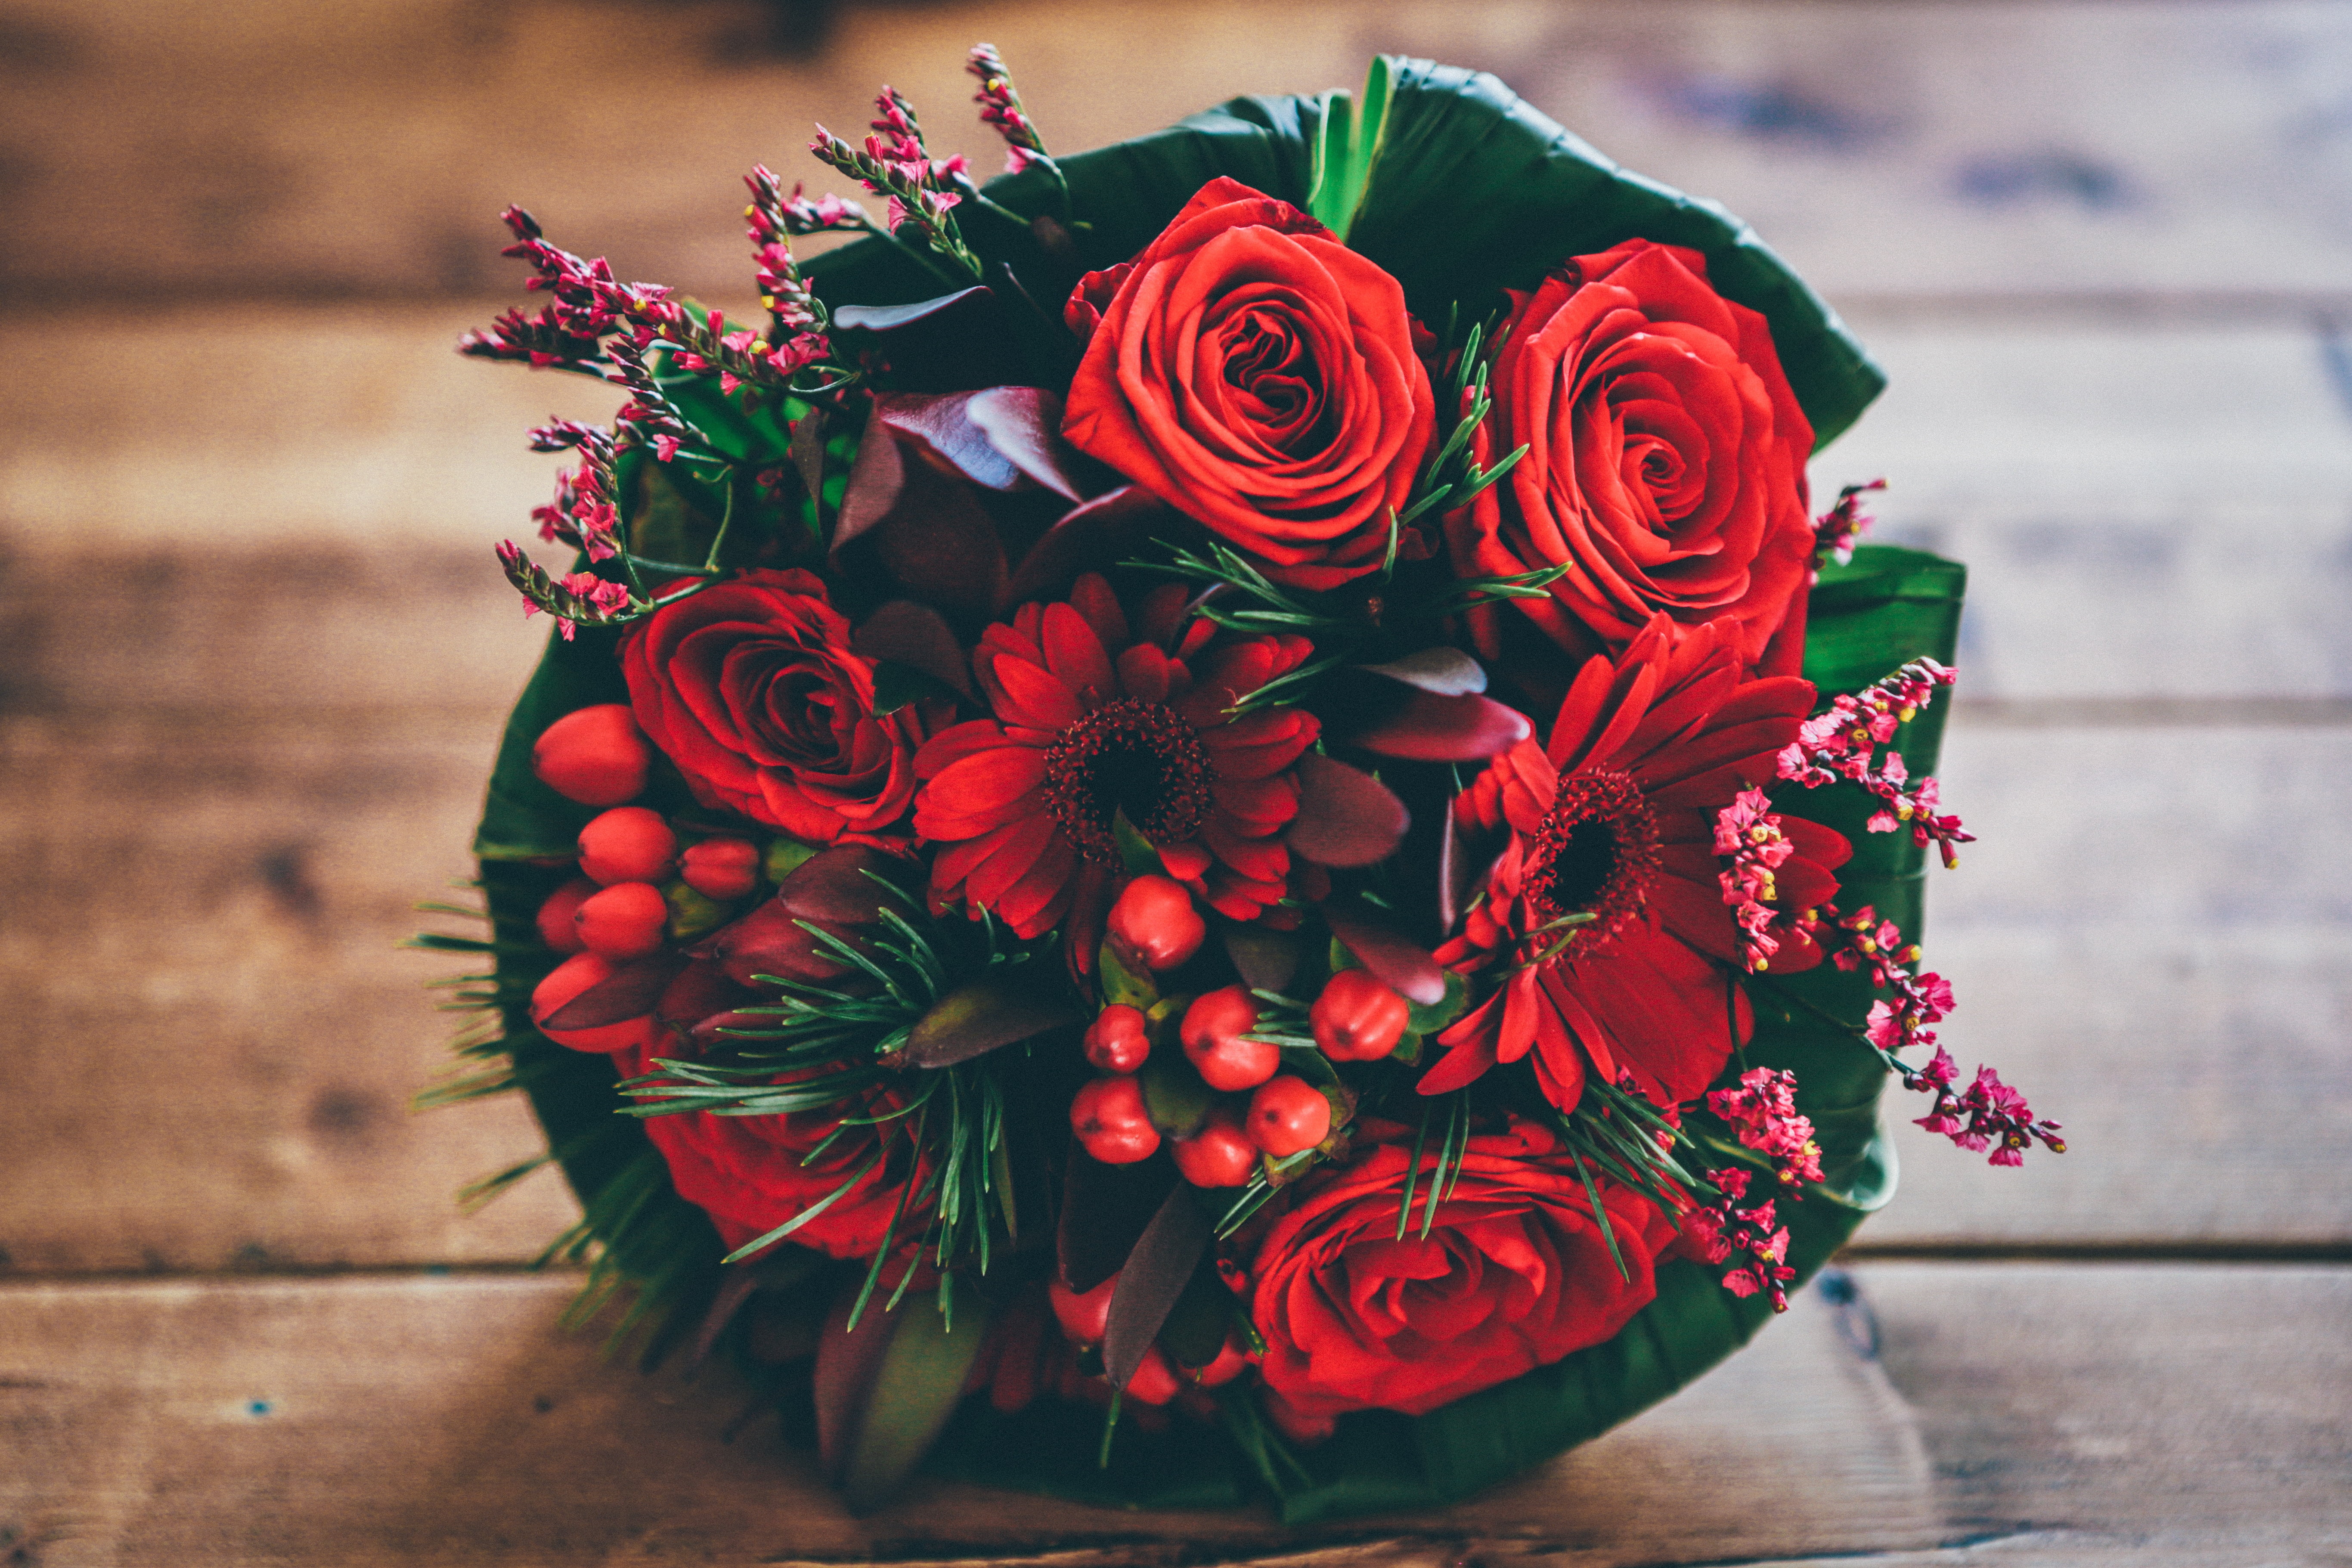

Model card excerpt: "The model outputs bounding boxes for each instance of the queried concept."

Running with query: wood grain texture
[0,710,579,1273]
[0,1271,1943,1567]
[7,2,2352,303]
[1855,1262,2352,1562]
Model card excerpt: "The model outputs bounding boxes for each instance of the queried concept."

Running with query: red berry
[1246,1075,1332,1157]
[1186,1336,1251,1388]
[1311,969,1411,1062]
[1122,1343,1181,1406]
[1048,1274,1118,1345]
[1071,1075,1160,1165]
[1107,874,1206,972]
[1083,1005,1152,1074]
[530,951,660,1055]
[532,704,651,807]
[680,837,760,901]
[535,877,597,954]
[573,880,669,960]
[1171,1109,1258,1187]
[1180,985,1277,1092]
[577,807,678,886]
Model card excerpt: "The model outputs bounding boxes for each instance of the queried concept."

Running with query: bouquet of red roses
[425,52,2061,1520]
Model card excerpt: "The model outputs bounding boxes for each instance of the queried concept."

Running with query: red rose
[1246,1118,1677,1423]
[1449,241,1816,673]
[1061,177,1437,591]
[620,568,936,841]
[623,1044,925,1262]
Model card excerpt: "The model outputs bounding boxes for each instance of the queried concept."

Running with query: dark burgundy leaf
[813,1279,992,1514]
[871,459,1008,617]
[966,387,1085,499]
[853,599,973,697]
[829,405,906,555]
[1438,792,1508,938]
[830,286,993,335]
[1346,689,1532,762]
[1356,646,1487,696]
[902,981,1081,1068]
[676,1263,762,1382]
[1103,1184,1213,1395]
[1223,923,1300,994]
[654,959,759,1029]
[788,405,828,517]
[1057,1139,1174,1294]
[541,951,688,1030]
[1002,484,1169,609]
[696,844,897,989]
[1286,751,1410,868]
[1321,896,1447,1004]
[876,391,1026,493]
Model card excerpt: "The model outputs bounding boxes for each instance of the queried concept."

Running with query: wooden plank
[6,2,2351,303]
[2,1267,2339,1564]
[1822,314,2352,701]
[0,1271,1942,1566]
[0,713,580,1273]
[1848,1263,2352,1560]
[1863,714,2352,1247]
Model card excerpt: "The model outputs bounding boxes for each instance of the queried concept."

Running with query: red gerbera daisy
[1423,615,1849,1112]
[913,573,1320,938]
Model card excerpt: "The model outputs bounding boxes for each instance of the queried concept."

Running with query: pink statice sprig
[811,86,984,282]
[1777,656,1974,868]
[1681,1067,1825,1312]
[494,541,640,643]
[1811,478,1885,575]
[1714,787,1804,973]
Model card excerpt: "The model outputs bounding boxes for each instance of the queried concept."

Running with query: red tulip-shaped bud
[532,704,651,806]
[680,837,760,901]
[1171,1108,1258,1187]
[1048,1272,1118,1346]
[1082,1004,1151,1074]
[1122,1343,1181,1406]
[1180,985,1277,1091]
[1107,874,1206,972]
[573,880,669,960]
[1185,1336,1252,1388]
[577,806,678,886]
[1310,969,1411,1061]
[1071,1075,1160,1165]
[529,951,660,1055]
[535,877,597,954]
[1246,1075,1332,1157]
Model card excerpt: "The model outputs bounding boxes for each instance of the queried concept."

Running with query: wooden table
[2,2,2347,1562]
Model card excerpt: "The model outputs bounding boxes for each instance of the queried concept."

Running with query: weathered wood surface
[7,1,2352,303]
[0,1265,2339,1565]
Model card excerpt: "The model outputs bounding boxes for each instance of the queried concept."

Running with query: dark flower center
[1521,770,1659,956]
[1043,698,1218,865]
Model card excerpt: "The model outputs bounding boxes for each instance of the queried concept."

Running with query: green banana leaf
[466,62,1942,1523]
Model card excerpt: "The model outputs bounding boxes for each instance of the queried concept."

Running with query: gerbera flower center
[1042,698,1218,865]
[1521,770,1659,955]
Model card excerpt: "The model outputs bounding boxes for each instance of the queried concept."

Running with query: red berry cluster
[1070,875,1413,1193]
[521,705,772,1055]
